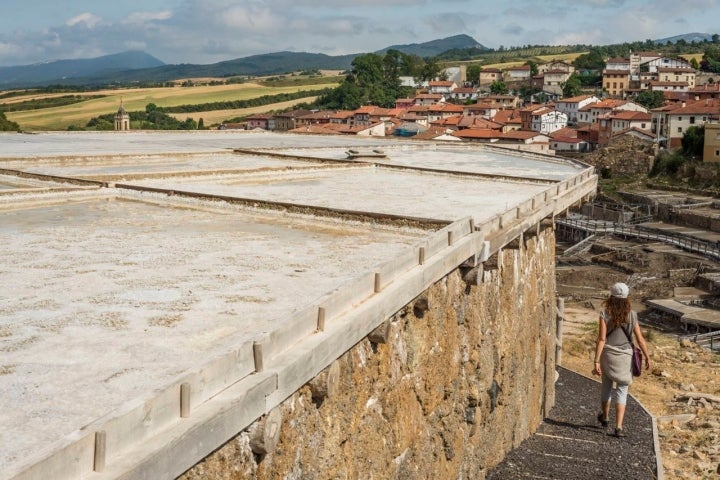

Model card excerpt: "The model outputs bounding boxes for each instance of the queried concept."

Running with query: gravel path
[487,367,658,479]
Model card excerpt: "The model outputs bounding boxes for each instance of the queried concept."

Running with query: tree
[490,81,508,95]
[562,73,582,98]
[635,90,665,109]
[525,60,539,77]
[681,125,705,159]
[0,111,20,131]
[573,49,606,70]
[466,64,481,86]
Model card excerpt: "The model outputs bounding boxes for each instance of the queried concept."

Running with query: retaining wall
[180,226,558,480]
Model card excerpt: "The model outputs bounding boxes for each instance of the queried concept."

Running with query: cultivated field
[4,81,339,131]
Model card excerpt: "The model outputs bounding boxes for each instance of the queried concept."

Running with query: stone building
[114,101,130,131]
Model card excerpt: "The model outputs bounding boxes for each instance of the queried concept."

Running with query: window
[716,150,720,157]
[690,117,695,124]
[678,127,682,133]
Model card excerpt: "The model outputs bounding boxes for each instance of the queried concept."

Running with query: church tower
[114,100,130,131]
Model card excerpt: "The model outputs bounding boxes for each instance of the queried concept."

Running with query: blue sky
[1,0,718,67]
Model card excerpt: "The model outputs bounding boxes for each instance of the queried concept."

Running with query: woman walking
[592,282,651,437]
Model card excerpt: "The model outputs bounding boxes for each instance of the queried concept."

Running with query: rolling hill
[0,35,483,89]
[0,51,165,88]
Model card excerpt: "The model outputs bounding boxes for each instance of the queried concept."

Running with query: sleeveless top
[600,310,637,350]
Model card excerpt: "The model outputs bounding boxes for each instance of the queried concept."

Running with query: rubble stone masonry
[180,227,557,480]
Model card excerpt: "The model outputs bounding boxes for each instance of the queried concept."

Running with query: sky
[1,0,718,67]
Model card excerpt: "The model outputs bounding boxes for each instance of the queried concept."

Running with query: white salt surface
[0,131,590,475]
[136,166,549,223]
[278,145,582,181]
[0,152,325,179]
[0,131,388,158]
[0,196,425,469]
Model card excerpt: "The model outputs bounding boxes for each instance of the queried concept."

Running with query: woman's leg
[600,375,612,420]
[614,384,629,429]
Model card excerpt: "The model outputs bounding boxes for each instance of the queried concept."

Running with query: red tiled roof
[552,136,586,144]
[603,70,631,75]
[610,111,651,121]
[549,127,579,139]
[557,95,596,104]
[690,83,720,93]
[668,99,720,115]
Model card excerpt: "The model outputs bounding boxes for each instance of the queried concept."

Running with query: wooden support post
[93,431,106,472]
[419,247,425,265]
[180,382,191,418]
[516,207,521,219]
[448,231,454,246]
[253,341,264,373]
[469,218,476,232]
[317,307,326,332]
[556,297,564,367]
[248,408,283,455]
[374,272,381,293]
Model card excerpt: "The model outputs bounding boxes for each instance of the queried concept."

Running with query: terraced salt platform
[0,131,597,480]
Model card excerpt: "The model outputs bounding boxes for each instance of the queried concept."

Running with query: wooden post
[556,297,564,367]
[253,341,264,373]
[419,247,425,265]
[317,307,326,332]
[448,230,454,246]
[93,431,106,472]
[374,273,381,293]
[180,382,191,418]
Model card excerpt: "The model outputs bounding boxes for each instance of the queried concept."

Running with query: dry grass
[167,96,321,125]
[4,82,338,131]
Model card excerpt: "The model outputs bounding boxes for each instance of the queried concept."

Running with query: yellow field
[4,82,339,131]
[167,96,321,125]
[481,52,587,70]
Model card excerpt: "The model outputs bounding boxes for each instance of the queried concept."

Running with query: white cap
[610,282,629,298]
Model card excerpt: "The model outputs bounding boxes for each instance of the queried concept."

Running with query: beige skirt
[600,344,633,385]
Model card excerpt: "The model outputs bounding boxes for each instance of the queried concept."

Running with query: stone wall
[179,227,557,480]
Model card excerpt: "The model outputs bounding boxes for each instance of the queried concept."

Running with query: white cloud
[123,11,173,26]
[65,13,103,29]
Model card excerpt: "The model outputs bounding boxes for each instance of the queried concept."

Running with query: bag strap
[619,311,636,344]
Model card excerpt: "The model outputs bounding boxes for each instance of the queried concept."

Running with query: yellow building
[603,70,631,98]
[703,122,720,162]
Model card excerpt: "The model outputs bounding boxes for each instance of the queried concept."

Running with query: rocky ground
[557,238,720,479]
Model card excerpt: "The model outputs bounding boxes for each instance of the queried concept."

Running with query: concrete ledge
[92,373,278,480]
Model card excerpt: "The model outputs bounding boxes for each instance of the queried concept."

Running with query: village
[199,52,720,162]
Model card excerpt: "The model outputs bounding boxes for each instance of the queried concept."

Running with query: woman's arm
[633,321,652,370]
[592,315,607,376]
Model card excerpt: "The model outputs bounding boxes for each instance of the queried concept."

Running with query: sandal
[611,427,626,437]
[597,412,609,428]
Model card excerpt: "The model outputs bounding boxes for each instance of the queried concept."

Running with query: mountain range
[0,35,485,89]
[0,32,715,90]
